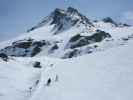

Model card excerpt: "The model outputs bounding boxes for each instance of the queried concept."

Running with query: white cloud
[120,11,133,25]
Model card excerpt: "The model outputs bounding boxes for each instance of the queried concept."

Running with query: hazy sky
[0,0,133,41]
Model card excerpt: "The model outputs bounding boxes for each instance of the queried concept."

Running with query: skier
[46,78,51,86]
[29,87,32,96]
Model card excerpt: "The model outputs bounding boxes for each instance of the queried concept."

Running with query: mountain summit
[27,7,94,34]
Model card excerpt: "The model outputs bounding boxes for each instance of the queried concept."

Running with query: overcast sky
[0,0,133,42]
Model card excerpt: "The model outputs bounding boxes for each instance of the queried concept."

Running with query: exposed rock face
[102,17,115,23]
[12,40,32,49]
[62,49,80,58]
[50,44,59,51]
[67,30,111,49]
[102,17,118,26]
[0,39,48,57]
[102,17,131,27]
[27,7,94,34]
[33,61,42,68]
[0,53,9,61]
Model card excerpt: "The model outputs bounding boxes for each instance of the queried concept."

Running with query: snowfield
[0,39,133,100]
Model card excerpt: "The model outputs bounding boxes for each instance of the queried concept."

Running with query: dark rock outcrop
[0,53,8,61]
[67,30,111,49]
[62,49,82,59]
[27,7,94,34]
[33,61,42,68]
[0,39,48,57]
[102,17,118,26]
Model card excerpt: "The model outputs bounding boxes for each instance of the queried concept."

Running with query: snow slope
[30,40,133,100]
[94,21,133,39]
[0,39,133,100]
[0,58,41,100]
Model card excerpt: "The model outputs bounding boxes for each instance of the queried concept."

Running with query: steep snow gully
[0,7,133,100]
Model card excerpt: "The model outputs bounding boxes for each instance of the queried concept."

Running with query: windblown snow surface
[0,39,133,100]
[0,7,133,100]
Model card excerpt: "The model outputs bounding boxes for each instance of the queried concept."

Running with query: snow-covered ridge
[0,7,133,59]
[27,7,94,34]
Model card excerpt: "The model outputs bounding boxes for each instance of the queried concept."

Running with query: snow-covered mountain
[0,7,133,100]
[0,7,133,59]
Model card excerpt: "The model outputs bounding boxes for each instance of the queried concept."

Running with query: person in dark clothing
[29,87,32,96]
[46,78,51,86]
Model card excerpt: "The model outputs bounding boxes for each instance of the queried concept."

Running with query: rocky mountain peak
[27,7,94,33]
[102,17,118,26]
[50,7,85,24]
[46,7,93,34]
[1,7,133,59]
[51,8,65,18]
[67,7,79,15]
[52,7,79,18]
